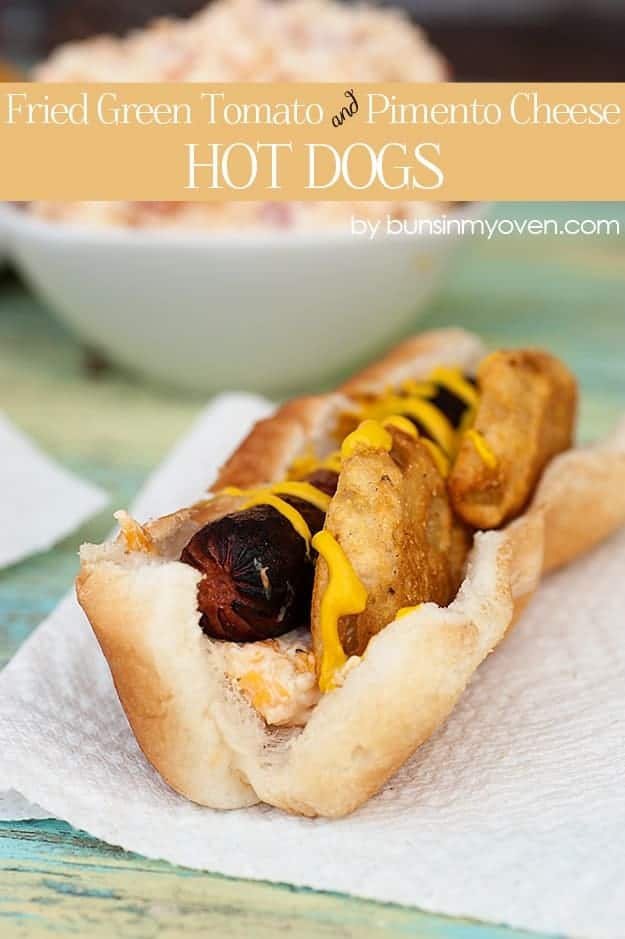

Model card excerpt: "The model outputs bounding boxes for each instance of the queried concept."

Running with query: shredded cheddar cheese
[237,669,290,711]
[220,633,319,727]
[114,510,157,554]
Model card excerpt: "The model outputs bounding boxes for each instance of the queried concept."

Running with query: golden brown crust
[449,349,577,528]
[76,331,625,817]
[311,428,457,666]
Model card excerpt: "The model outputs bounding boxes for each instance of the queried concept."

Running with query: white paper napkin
[0,412,108,569]
[1,392,625,939]
[0,790,49,820]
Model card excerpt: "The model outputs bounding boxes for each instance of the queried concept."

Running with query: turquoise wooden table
[1,202,623,938]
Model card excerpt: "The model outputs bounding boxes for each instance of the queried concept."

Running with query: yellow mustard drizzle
[311,530,368,692]
[382,414,419,438]
[355,395,456,456]
[217,367,481,695]
[395,604,422,619]
[340,419,393,459]
[459,406,477,434]
[382,414,450,475]
[464,428,498,470]
[220,482,331,551]
[292,365,478,484]
[290,416,411,483]
[269,481,332,513]
[321,452,343,473]
[243,493,312,547]
[285,451,316,480]
[400,379,437,398]
[222,418,398,555]
[428,366,479,409]
[421,438,451,477]
[287,449,342,480]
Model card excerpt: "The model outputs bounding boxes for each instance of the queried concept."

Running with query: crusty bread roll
[76,329,625,817]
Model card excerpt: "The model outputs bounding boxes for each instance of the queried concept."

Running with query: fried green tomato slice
[448,348,578,529]
[311,424,464,685]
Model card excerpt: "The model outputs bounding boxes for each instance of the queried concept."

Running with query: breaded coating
[448,349,577,529]
[448,515,473,591]
[312,427,460,665]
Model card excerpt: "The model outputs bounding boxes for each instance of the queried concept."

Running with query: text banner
[1,83,624,200]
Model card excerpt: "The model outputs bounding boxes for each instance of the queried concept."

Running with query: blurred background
[1,0,625,78]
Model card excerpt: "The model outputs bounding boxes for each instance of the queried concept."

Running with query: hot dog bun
[76,329,625,816]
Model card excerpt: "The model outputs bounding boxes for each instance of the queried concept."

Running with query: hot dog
[180,474,336,642]
[76,329,625,816]
[177,362,480,646]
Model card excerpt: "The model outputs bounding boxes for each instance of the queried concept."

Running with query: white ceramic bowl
[2,203,482,394]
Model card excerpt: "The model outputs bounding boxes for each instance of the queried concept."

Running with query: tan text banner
[1,83,624,200]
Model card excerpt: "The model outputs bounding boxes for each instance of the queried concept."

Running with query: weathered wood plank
[0,821,551,939]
